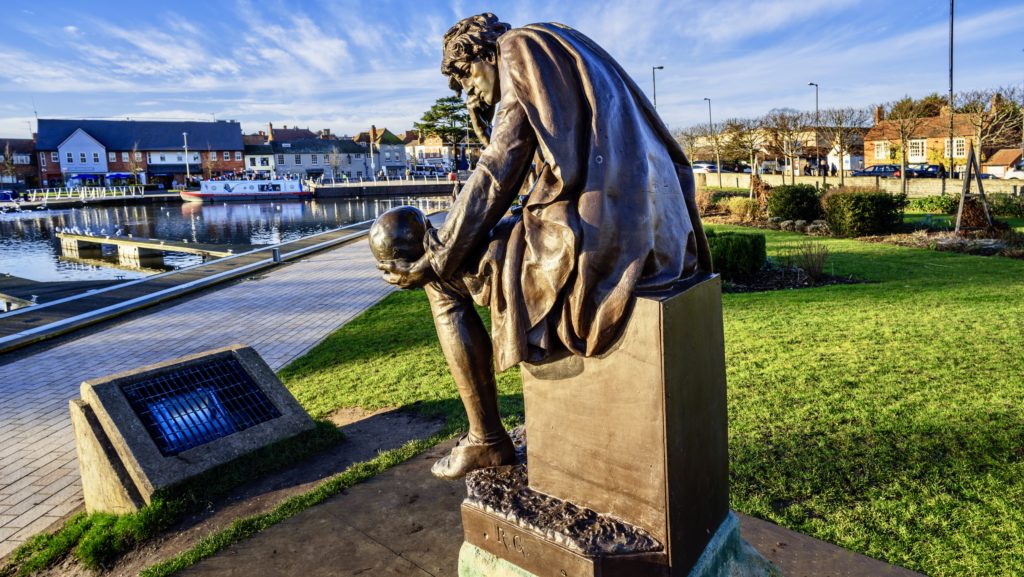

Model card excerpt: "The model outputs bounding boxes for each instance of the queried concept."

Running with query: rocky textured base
[458,513,780,577]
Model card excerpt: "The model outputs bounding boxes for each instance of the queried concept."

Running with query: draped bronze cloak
[425,22,710,371]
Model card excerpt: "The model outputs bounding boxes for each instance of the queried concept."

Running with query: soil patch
[38,408,444,577]
[724,265,862,293]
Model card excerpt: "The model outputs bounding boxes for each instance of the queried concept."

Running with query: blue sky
[0,1,1020,139]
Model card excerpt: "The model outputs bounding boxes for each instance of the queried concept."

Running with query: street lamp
[652,66,664,110]
[704,97,722,188]
[808,82,819,179]
[182,132,190,187]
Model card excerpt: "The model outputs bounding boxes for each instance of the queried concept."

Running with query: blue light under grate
[121,357,282,456]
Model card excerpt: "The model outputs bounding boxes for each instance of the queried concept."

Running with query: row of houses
[686,95,1022,177]
[0,119,478,189]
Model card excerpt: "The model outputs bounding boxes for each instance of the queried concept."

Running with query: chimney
[370,125,378,143]
[32,132,37,143]
[990,93,1003,111]
[267,122,274,142]
[873,105,885,124]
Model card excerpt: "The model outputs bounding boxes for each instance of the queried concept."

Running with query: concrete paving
[0,235,395,558]
[180,441,926,577]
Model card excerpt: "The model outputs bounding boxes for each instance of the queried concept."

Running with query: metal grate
[121,357,282,456]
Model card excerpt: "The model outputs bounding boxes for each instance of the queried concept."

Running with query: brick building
[35,119,243,188]
[863,106,975,174]
[0,138,38,188]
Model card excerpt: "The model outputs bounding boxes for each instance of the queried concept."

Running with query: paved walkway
[0,235,394,558]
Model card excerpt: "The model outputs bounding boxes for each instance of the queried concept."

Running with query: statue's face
[449,54,499,146]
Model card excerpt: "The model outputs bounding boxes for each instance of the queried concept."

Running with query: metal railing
[22,185,146,202]
[309,171,471,189]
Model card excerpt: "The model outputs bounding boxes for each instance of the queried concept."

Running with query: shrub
[907,195,958,214]
[725,197,760,222]
[706,230,766,281]
[785,241,830,282]
[987,194,1024,218]
[696,188,715,216]
[822,188,908,236]
[766,184,822,221]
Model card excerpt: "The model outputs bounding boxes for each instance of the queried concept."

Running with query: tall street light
[808,82,819,180]
[652,66,664,110]
[704,97,722,188]
[182,132,190,187]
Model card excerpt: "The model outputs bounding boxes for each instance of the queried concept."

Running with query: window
[135,152,142,162]
[223,151,230,161]
[159,154,166,162]
[294,154,301,164]
[40,153,46,167]
[177,154,183,162]
[234,151,241,161]
[277,154,285,164]
[109,152,117,162]
[249,157,256,166]
[122,152,129,162]
[944,137,967,159]
[51,152,59,163]
[874,141,890,160]
[260,157,269,166]
[385,152,391,161]
[908,139,926,161]
[311,154,318,165]
[78,152,85,163]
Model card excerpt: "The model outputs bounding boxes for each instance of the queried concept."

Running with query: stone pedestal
[460,275,778,576]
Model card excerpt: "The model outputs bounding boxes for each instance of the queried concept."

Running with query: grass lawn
[280,228,1024,577]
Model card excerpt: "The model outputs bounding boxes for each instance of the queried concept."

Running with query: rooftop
[37,119,243,151]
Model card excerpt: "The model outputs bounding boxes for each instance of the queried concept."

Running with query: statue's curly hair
[441,13,511,93]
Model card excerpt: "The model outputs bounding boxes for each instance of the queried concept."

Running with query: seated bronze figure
[375,13,710,480]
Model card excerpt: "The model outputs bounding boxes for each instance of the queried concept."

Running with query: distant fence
[696,173,1024,198]
[22,186,146,202]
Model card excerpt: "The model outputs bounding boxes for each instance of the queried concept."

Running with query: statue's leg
[424,279,515,479]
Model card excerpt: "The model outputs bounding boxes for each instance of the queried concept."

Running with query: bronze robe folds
[426,22,707,371]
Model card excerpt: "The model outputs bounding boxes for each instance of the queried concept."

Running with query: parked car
[977,173,998,180]
[691,162,718,174]
[851,164,901,178]
[906,164,942,178]
[1004,161,1024,180]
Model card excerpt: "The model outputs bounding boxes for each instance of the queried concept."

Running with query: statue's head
[442,13,511,146]
[368,206,430,264]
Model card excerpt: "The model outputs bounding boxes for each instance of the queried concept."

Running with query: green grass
[272,230,1024,575]
[714,225,1024,576]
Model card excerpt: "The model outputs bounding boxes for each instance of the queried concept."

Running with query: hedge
[766,184,821,221]
[706,230,766,281]
[822,189,908,236]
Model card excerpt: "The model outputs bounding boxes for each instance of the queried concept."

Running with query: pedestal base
[459,513,779,577]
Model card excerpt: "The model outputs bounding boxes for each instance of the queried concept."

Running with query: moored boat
[180,179,310,202]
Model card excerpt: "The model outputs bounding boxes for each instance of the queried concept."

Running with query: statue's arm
[425,98,536,280]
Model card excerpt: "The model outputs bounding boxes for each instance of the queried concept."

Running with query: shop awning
[305,168,325,175]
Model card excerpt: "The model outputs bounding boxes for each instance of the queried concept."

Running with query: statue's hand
[377,255,436,289]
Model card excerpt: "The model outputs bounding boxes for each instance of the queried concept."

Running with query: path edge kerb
[0,225,373,355]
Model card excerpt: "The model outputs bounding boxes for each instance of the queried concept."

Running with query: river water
[0,196,447,282]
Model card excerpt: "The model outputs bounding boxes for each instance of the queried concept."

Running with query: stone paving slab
[180,442,926,577]
[0,234,396,559]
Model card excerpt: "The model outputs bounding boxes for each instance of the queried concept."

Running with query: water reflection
[0,197,446,282]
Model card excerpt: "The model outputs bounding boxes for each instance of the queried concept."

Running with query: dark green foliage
[766,184,822,221]
[988,194,1024,218]
[823,189,908,236]
[706,230,767,280]
[907,195,959,214]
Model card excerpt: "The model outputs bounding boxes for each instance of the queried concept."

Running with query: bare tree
[956,86,1023,161]
[762,109,805,185]
[329,145,343,183]
[127,142,143,185]
[673,125,705,162]
[819,107,871,186]
[881,97,930,194]
[1,142,16,185]
[203,146,216,180]
[722,117,766,197]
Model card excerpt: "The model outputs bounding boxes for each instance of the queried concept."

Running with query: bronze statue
[375,13,711,480]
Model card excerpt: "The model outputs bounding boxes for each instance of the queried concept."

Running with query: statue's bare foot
[431,432,515,480]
